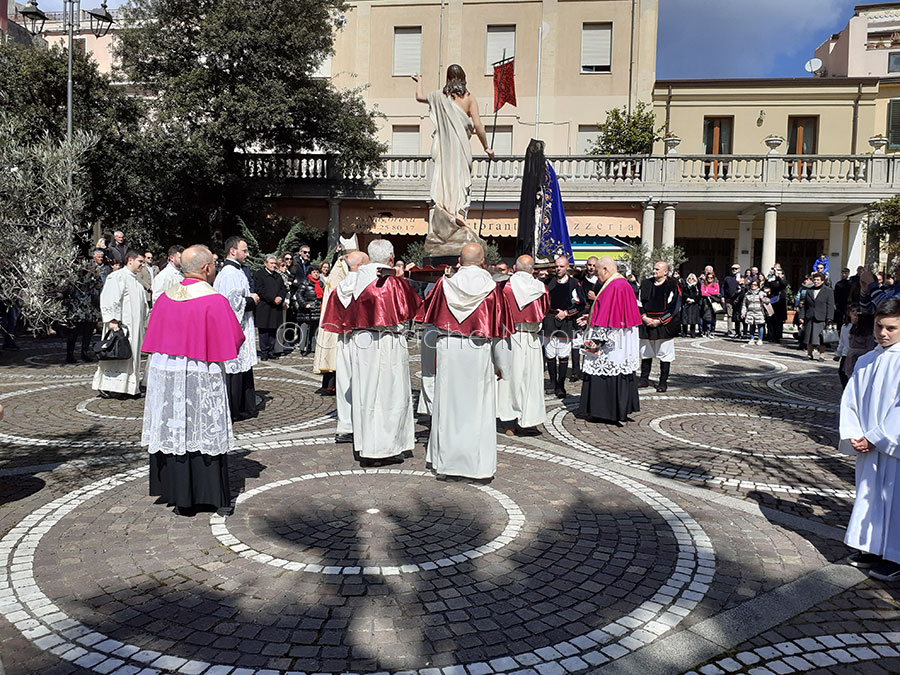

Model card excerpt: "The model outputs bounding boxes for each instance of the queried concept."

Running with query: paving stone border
[0,444,715,674]
[210,469,526,575]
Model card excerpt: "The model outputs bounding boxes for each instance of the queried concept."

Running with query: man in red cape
[339,240,421,465]
[140,245,245,516]
[496,254,550,436]
[422,242,514,480]
[321,250,368,444]
[576,257,643,424]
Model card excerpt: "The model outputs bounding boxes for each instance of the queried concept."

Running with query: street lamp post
[22,0,114,144]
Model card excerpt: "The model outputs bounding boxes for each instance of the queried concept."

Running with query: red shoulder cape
[422,277,514,338]
[502,281,550,324]
[323,275,422,332]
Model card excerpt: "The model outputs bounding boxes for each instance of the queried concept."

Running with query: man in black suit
[253,255,288,360]
[800,272,835,362]
[833,267,852,324]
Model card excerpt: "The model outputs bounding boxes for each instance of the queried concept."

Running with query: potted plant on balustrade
[763,135,784,154]
[869,134,889,154]
[663,132,681,155]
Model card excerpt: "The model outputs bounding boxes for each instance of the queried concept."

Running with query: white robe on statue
[496,272,547,428]
[427,266,507,479]
[349,264,415,459]
[841,342,900,562]
[93,268,149,395]
[214,262,258,374]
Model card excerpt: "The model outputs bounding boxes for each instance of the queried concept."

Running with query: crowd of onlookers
[2,232,897,390]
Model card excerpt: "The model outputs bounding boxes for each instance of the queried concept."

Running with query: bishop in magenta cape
[141,278,245,513]
[577,271,642,424]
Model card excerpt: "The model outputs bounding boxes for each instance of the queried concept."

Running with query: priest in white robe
[841,298,900,581]
[151,245,185,304]
[422,243,513,480]
[141,245,245,516]
[93,250,149,398]
[344,240,421,464]
[322,251,368,444]
[496,255,550,435]
[214,236,260,421]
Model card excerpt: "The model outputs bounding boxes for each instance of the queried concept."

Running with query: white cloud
[657,0,854,78]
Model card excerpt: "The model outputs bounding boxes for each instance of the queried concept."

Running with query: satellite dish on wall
[804,58,823,74]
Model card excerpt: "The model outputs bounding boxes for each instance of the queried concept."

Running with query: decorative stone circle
[0,445,716,674]
[210,468,527,575]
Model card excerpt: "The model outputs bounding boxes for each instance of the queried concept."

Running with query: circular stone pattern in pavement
[1,446,714,674]
[649,411,840,460]
[212,469,525,574]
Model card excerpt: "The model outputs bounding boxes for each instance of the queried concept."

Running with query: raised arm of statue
[411,74,427,103]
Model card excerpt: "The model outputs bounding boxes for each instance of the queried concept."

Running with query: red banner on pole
[493,59,516,112]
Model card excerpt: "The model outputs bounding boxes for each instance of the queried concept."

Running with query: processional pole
[478,49,509,238]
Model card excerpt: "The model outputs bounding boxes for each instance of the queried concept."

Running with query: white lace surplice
[141,353,234,456]
[213,264,258,374]
[580,326,641,377]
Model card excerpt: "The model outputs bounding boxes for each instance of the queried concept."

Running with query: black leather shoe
[335,433,353,444]
[655,383,668,393]
[554,388,566,399]
[637,379,650,389]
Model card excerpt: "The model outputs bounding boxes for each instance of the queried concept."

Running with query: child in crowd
[741,278,768,345]
[841,298,900,581]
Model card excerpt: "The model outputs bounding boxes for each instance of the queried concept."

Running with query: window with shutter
[576,125,600,154]
[581,23,612,73]
[391,125,420,155]
[485,25,515,75]
[889,100,900,149]
[393,27,422,76]
[485,126,513,155]
[890,53,900,73]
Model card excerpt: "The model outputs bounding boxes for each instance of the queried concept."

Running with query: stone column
[641,202,656,252]
[328,198,342,251]
[828,215,846,284]
[736,214,754,271]
[761,204,778,274]
[846,213,865,272]
[661,203,676,250]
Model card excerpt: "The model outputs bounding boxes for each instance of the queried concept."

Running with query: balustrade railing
[241,152,897,191]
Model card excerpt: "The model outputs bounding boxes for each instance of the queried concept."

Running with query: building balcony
[243,152,900,213]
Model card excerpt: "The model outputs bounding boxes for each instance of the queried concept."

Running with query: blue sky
[40,0,863,80]
[657,0,861,79]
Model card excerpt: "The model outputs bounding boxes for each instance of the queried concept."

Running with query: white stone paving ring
[209,468,526,575]
[0,444,716,674]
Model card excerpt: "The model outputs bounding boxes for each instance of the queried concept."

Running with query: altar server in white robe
[496,255,550,436]
[345,240,422,464]
[841,297,900,581]
[422,243,514,480]
[214,236,260,421]
[93,249,149,398]
[322,251,368,444]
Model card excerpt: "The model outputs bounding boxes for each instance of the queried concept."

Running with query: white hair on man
[367,239,394,265]
[265,254,278,263]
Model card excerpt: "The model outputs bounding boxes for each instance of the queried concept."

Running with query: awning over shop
[570,236,634,263]
[340,205,642,239]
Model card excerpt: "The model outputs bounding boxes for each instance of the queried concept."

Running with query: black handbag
[94,323,133,361]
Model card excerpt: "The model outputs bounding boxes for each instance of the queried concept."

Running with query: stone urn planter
[869,136,889,154]
[764,136,784,154]
[664,135,681,155]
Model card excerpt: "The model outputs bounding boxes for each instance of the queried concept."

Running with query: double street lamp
[21,0,115,143]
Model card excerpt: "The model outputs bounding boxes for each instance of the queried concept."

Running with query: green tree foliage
[114,0,387,240]
[589,102,662,155]
[0,42,147,241]
[0,114,95,331]
[868,195,900,263]
[622,243,687,281]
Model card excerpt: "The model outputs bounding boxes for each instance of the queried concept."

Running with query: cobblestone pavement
[0,334,896,675]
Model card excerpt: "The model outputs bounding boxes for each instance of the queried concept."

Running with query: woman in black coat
[253,256,288,360]
[680,273,702,337]
[294,265,323,356]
